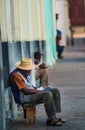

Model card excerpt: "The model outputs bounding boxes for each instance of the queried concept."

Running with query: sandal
[58,118,66,123]
[46,118,62,126]
[54,116,66,123]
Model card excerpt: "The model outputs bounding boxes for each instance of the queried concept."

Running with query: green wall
[44,0,57,66]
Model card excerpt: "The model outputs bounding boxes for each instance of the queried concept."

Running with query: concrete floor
[8,38,85,130]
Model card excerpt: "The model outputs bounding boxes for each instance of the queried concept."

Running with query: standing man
[56,30,64,59]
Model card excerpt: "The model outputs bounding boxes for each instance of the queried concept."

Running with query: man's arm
[38,63,48,69]
[11,73,42,95]
[22,87,42,94]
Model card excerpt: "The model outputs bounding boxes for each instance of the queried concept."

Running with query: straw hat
[15,58,35,70]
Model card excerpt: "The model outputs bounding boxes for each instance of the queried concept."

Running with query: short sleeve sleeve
[11,73,26,90]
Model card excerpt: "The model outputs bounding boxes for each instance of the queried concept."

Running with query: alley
[8,38,85,130]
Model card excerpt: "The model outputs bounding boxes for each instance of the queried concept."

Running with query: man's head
[15,58,35,77]
[34,52,41,59]
[34,51,42,65]
[57,29,62,37]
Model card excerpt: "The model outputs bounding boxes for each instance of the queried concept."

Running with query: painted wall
[44,0,57,66]
[0,0,46,42]
[0,0,57,65]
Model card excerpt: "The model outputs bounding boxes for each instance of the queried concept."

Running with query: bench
[22,104,36,125]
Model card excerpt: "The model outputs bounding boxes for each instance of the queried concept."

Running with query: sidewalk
[8,38,85,130]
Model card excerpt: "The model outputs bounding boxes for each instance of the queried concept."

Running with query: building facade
[0,0,57,129]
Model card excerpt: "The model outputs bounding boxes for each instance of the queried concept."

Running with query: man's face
[34,57,41,65]
[22,70,32,78]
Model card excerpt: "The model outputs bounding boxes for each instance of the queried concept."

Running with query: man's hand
[39,63,48,69]
[22,87,43,94]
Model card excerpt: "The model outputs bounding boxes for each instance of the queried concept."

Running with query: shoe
[58,55,64,59]
[46,118,62,126]
[58,118,66,123]
[54,116,66,123]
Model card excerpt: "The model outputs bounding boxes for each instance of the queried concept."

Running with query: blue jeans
[57,45,64,57]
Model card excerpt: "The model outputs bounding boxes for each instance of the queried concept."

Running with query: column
[0,43,6,130]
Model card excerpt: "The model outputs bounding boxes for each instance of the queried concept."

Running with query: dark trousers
[57,45,64,58]
[24,88,61,120]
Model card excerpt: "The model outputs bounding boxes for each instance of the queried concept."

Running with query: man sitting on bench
[9,58,65,126]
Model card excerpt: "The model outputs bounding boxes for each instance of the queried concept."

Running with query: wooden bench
[22,104,36,125]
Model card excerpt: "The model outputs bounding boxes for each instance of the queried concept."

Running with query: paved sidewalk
[8,38,85,130]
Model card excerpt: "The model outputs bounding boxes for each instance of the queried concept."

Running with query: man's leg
[30,91,56,119]
[50,88,66,123]
[24,91,63,126]
[50,88,61,113]
[57,45,63,58]
[36,69,48,87]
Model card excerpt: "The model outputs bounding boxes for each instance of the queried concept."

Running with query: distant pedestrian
[56,30,64,59]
